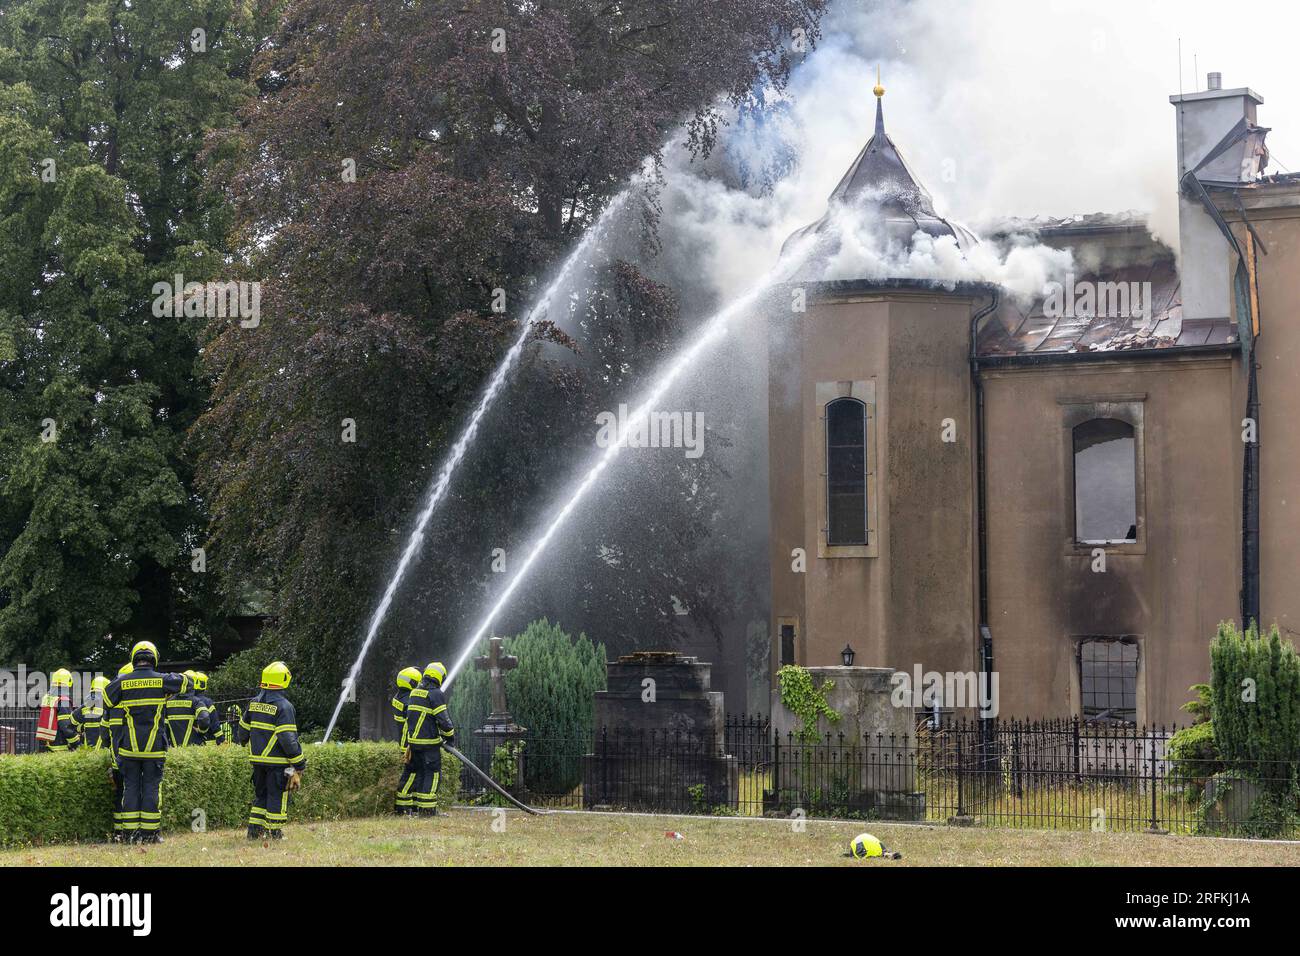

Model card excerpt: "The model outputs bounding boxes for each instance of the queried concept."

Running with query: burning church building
[766,73,1300,726]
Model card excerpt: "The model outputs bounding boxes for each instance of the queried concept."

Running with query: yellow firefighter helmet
[130,640,159,667]
[260,661,292,690]
[423,661,447,686]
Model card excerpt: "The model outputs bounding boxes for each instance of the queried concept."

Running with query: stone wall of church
[767,287,979,690]
[981,356,1239,725]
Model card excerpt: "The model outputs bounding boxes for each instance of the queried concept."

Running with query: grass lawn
[4,809,1299,866]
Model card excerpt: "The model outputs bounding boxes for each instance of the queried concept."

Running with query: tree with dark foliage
[193,0,827,726]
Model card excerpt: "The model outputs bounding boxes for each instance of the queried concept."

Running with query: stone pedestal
[474,716,528,790]
[769,665,924,820]
[583,652,738,812]
[1203,774,1265,832]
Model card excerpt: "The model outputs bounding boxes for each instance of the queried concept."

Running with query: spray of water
[442,234,818,690]
[322,191,630,741]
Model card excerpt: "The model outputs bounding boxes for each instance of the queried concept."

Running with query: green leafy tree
[0,0,275,668]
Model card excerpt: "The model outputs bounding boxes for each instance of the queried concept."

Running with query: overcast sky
[808,0,1300,244]
[650,0,1300,302]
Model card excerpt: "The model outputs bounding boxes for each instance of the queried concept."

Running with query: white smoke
[813,202,1075,303]
[649,0,1300,302]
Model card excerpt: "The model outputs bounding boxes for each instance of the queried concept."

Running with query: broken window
[1073,418,1137,544]
[826,397,867,546]
[1079,639,1138,724]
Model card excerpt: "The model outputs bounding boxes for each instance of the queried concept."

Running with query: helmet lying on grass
[849,832,902,860]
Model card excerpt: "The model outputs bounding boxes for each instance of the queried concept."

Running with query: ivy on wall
[777,664,840,744]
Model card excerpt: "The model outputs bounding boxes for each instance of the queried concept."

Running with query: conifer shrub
[1209,621,1300,795]
[448,619,606,794]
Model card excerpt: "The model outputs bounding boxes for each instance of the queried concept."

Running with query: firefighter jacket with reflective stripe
[103,669,189,758]
[235,690,307,769]
[41,692,80,750]
[71,698,109,749]
[405,682,454,748]
[195,694,224,743]
[165,692,212,746]
[106,695,127,767]
[391,687,412,747]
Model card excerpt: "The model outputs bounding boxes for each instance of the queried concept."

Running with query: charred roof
[782,82,976,277]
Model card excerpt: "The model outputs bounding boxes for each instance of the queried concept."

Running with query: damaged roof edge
[787,277,1002,300]
[975,340,1239,369]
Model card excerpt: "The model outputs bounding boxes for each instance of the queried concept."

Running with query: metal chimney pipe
[1206,72,1222,91]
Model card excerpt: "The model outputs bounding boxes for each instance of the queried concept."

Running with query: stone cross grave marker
[476,635,518,719]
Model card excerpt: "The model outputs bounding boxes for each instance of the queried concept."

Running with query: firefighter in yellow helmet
[102,642,190,843]
[164,670,212,747]
[234,662,306,839]
[191,671,223,745]
[106,663,133,841]
[40,668,80,752]
[403,662,455,817]
[391,666,423,814]
[70,675,111,750]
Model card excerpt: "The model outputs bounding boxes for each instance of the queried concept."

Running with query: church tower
[767,76,987,707]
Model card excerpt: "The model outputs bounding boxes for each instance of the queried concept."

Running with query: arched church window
[1073,418,1137,544]
[826,398,868,546]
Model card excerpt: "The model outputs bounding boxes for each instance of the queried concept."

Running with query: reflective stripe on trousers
[250,764,292,831]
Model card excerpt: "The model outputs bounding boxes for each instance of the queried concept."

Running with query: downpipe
[970,289,1000,768]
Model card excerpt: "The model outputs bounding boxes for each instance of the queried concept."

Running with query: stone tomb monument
[583,652,738,812]
[769,665,924,820]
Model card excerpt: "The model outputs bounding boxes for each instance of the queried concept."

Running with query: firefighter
[164,670,212,747]
[234,662,306,840]
[391,666,422,814]
[102,642,189,843]
[191,672,224,744]
[40,668,81,752]
[106,663,132,841]
[223,704,243,746]
[70,675,111,750]
[403,661,455,817]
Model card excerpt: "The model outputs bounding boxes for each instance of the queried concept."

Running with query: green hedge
[0,742,460,846]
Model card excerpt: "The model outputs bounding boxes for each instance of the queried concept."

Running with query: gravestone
[583,652,738,812]
[473,637,527,787]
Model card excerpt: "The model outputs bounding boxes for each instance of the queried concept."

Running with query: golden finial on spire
[873,66,885,98]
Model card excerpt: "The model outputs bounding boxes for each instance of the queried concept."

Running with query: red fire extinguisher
[36,692,59,744]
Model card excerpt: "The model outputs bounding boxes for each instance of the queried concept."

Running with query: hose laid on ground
[444,743,545,816]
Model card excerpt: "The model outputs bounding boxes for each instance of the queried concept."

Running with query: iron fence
[0,707,39,754]
[454,715,1300,838]
[0,689,253,755]
[6,704,1293,837]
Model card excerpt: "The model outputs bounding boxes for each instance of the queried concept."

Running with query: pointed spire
[873,66,886,139]
[779,64,978,265]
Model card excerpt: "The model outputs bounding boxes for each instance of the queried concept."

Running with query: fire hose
[443,743,545,816]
